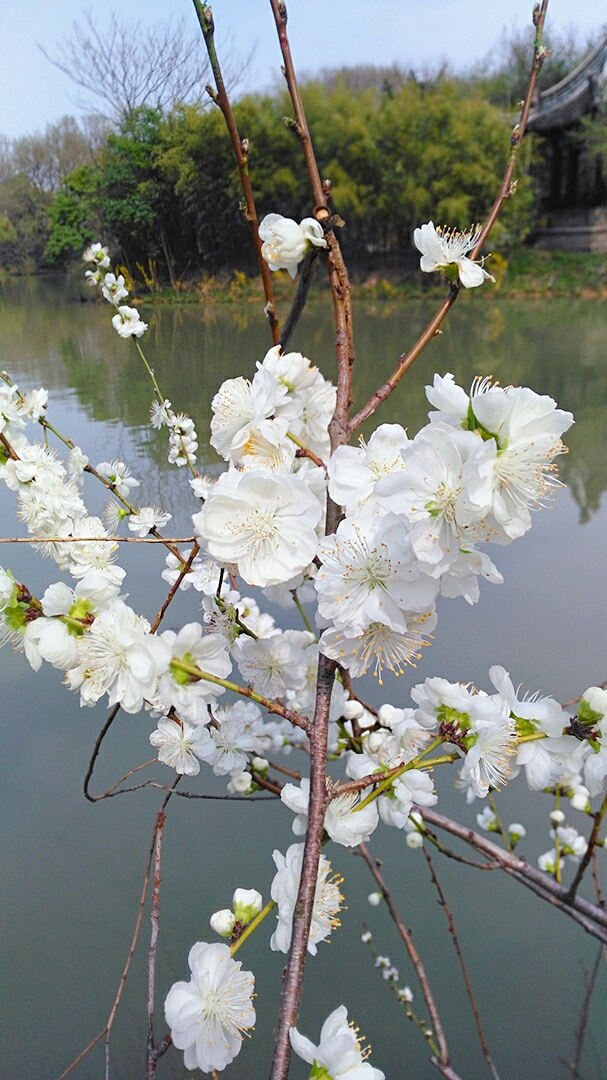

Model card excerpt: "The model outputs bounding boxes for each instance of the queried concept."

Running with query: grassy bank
[140,249,607,307]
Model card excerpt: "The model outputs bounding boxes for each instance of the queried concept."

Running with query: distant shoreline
[4,249,607,303]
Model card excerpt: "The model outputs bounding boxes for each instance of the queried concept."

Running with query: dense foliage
[0,79,537,280]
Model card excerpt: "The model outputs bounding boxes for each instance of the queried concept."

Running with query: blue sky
[2,0,606,137]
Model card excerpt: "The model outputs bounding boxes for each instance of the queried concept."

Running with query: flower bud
[377,703,398,726]
[232,888,263,924]
[578,687,607,724]
[549,809,565,824]
[571,792,591,813]
[367,891,382,907]
[366,731,385,754]
[343,700,364,721]
[210,909,236,937]
[406,831,424,850]
[508,823,526,842]
[361,930,372,943]
[227,771,252,795]
[398,986,413,1003]
[251,756,269,774]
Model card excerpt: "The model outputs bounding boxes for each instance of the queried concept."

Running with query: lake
[1,276,606,1079]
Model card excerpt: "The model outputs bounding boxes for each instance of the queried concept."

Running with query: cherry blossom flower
[96,460,140,499]
[164,941,255,1072]
[414,221,494,288]
[194,468,321,588]
[111,305,148,338]
[127,506,172,535]
[158,623,232,722]
[150,716,213,775]
[328,424,408,516]
[271,843,342,955]
[82,242,110,269]
[259,213,327,277]
[290,1005,385,1080]
[316,515,438,635]
[68,599,169,712]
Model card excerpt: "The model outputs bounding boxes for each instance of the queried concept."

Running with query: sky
[1,0,606,138]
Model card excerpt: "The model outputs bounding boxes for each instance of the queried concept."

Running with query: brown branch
[269,654,335,1080]
[192,0,279,343]
[279,247,320,350]
[423,848,501,1080]
[357,842,462,1080]
[565,791,607,903]
[57,786,178,1080]
[84,705,122,802]
[0,431,19,459]
[567,946,602,1080]
[268,0,355,458]
[347,0,550,436]
[150,542,200,633]
[417,807,607,942]
[0,535,197,544]
[146,810,166,1078]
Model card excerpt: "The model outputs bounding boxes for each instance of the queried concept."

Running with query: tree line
[0,22,597,283]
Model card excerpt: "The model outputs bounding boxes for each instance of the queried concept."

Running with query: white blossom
[164,941,255,1073]
[68,599,169,713]
[328,424,408,516]
[127,506,172,535]
[96,460,140,499]
[259,213,327,277]
[194,468,321,588]
[414,221,494,288]
[290,1005,384,1080]
[158,623,232,723]
[149,716,213,775]
[271,843,342,955]
[111,305,148,338]
[82,242,110,268]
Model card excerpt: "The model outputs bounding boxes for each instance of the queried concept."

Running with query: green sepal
[578,699,604,725]
[463,400,496,442]
[309,1064,332,1080]
[514,716,537,738]
[170,652,197,685]
[436,704,471,731]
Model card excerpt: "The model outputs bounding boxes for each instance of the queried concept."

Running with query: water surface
[1,277,606,1079]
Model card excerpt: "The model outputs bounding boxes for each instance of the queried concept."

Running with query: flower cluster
[259,213,328,277]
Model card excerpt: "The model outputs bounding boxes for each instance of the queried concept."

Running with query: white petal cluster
[164,942,255,1072]
[290,1005,385,1080]
[319,373,572,680]
[414,221,495,288]
[271,843,342,955]
[259,213,327,278]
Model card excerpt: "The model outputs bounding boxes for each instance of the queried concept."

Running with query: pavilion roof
[527,37,607,132]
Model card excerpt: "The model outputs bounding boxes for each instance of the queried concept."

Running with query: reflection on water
[1,277,607,1079]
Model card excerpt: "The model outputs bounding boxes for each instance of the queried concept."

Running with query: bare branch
[422,847,501,1080]
[192,1,280,343]
[347,0,550,436]
[357,842,463,1080]
[269,655,335,1080]
[38,12,245,122]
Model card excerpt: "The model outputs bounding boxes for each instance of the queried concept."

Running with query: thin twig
[192,0,280,342]
[566,792,607,903]
[57,785,178,1080]
[357,842,463,1080]
[417,807,607,941]
[423,847,501,1080]
[150,542,200,633]
[278,247,319,350]
[0,535,197,544]
[268,0,355,459]
[568,947,603,1080]
[146,810,166,1078]
[269,654,335,1080]
[84,706,122,802]
[347,0,549,436]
